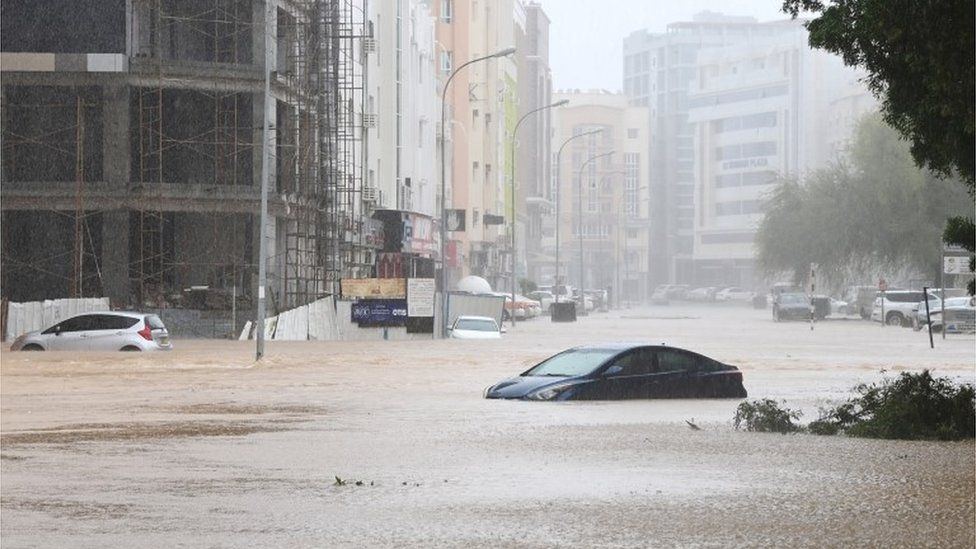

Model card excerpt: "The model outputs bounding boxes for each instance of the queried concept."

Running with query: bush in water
[809,370,975,441]
[733,399,803,434]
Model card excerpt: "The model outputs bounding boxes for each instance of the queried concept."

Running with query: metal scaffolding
[2,0,369,312]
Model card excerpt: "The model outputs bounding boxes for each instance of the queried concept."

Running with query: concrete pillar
[103,84,130,186]
[101,210,132,306]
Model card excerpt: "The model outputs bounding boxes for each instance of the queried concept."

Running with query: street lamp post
[439,47,515,336]
[255,0,273,360]
[508,99,568,326]
[553,129,601,304]
[577,150,615,315]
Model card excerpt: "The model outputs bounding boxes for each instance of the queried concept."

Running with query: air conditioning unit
[362,38,377,54]
[362,113,377,128]
[362,187,379,202]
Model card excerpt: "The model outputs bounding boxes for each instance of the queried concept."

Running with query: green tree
[757,115,971,287]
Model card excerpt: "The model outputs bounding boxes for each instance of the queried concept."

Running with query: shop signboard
[341,278,406,299]
[351,299,408,326]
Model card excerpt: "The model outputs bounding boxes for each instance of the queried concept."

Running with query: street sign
[878,277,888,291]
[943,243,968,254]
[944,256,969,274]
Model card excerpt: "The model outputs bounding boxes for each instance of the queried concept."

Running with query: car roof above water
[571,342,665,352]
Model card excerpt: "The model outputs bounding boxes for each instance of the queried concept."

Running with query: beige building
[547,91,651,304]
[433,0,519,292]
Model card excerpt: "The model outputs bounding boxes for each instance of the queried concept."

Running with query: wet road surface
[2,305,973,547]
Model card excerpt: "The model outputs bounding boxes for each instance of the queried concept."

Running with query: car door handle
[79,334,89,338]
[115,331,125,335]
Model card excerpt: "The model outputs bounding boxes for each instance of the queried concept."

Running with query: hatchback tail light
[138,320,153,341]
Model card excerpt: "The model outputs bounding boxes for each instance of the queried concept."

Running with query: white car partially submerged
[448,315,504,339]
[10,311,173,352]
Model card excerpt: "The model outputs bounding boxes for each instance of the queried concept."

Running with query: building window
[627,128,639,139]
[624,152,639,216]
[440,50,452,73]
[441,0,452,22]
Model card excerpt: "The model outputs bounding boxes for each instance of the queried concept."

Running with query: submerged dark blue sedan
[484,343,747,401]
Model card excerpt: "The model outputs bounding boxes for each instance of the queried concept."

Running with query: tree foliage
[808,370,975,441]
[756,115,972,287]
[782,0,975,188]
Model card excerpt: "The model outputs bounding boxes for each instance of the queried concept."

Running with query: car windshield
[523,348,619,377]
[454,318,497,332]
[779,294,805,304]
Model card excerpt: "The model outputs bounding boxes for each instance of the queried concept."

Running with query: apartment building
[1,0,372,310]
[515,2,554,286]
[622,12,793,287]
[687,22,875,287]
[432,0,518,292]
[366,0,439,277]
[548,90,651,304]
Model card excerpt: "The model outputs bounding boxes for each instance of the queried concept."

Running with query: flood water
[2,304,974,547]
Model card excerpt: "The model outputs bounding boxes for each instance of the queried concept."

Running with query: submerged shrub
[814,370,975,441]
[733,399,802,434]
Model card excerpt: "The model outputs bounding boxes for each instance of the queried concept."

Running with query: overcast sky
[539,0,790,91]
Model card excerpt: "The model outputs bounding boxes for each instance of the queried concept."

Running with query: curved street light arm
[553,128,602,303]
[577,150,615,313]
[508,98,569,326]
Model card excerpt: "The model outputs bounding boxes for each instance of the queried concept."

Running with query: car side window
[657,349,699,373]
[609,349,657,376]
[53,315,95,333]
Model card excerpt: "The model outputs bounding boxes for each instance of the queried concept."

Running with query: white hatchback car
[448,315,503,339]
[10,311,173,352]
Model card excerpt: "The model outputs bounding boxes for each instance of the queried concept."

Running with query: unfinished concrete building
[1,0,371,314]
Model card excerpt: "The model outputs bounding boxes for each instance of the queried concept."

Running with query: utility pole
[256,0,273,360]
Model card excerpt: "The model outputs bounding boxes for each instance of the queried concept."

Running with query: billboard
[341,278,406,299]
[351,299,408,326]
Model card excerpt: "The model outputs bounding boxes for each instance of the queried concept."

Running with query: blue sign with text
[351,299,408,326]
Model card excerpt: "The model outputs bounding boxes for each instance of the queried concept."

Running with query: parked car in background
[650,286,670,305]
[526,290,554,313]
[484,343,747,400]
[928,297,976,334]
[686,287,716,301]
[829,297,849,316]
[584,289,608,311]
[715,287,755,302]
[538,284,575,303]
[665,285,690,300]
[10,311,172,352]
[769,283,801,298]
[448,316,503,339]
[912,295,975,331]
[573,292,594,313]
[772,292,810,321]
[498,294,541,320]
[870,290,926,326]
[518,295,542,318]
[845,285,882,319]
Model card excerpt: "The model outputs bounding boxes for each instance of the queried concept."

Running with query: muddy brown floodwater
[1,305,974,547]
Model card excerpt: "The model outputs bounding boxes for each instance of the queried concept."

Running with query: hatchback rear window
[146,315,166,329]
[93,314,139,330]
